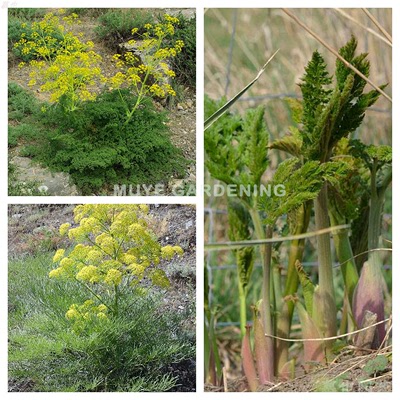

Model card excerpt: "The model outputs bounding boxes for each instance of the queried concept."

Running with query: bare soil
[205,345,392,392]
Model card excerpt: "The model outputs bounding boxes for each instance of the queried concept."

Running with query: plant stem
[114,284,119,317]
[313,183,337,340]
[284,202,311,319]
[238,281,247,338]
[274,203,310,375]
[329,217,359,302]
[249,208,273,334]
[248,207,274,378]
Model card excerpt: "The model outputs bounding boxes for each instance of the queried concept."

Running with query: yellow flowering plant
[13,11,86,63]
[49,205,183,333]
[28,50,105,111]
[15,11,106,112]
[109,14,184,122]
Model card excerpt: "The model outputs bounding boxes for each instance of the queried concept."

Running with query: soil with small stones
[8,204,196,392]
[8,10,196,196]
[205,348,392,392]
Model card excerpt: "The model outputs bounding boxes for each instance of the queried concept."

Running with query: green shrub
[95,9,155,49]
[35,89,186,194]
[165,13,196,88]
[8,82,40,120]
[8,9,45,48]
[9,123,44,148]
[8,8,46,20]
[8,17,31,48]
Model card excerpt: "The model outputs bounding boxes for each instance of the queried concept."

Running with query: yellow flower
[66,307,79,319]
[49,267,62,278]
[59,222,71,236]
[104,268,122,286]
[76,265,100,283]
[53,249,65,263]
[97,304,107,312]
[97,312,108,320]
[172,246,184,256]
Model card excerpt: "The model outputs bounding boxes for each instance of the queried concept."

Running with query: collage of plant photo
[5,4,394,397]
[7,6,197,394]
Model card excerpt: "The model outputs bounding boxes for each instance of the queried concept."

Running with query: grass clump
[95,9,155,49]
[9,252,195,392]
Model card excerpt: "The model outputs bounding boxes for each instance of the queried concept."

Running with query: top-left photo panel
[8,8,196,196]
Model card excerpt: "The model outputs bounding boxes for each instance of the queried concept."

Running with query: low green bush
[95,9,155,49]
[8,17,31,48]
[9,123,44,148]
[8,82,40,120]
[8,8,46,20]
[8,9,46,48]
[34,89,186,194]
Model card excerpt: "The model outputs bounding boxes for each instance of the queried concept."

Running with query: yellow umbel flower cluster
[14,10,106,112]
[109,14,185,122]
[65,300,109,333]
[49,205,184,332]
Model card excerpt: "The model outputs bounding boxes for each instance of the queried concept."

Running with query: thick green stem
[248,208,274,371]
[314,183,337,340]
[284,202,312,319]
[238,282,247,338]
[274,203,310,376]
[330,220,359,303]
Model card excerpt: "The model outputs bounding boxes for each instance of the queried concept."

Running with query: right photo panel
[204,8,392,392]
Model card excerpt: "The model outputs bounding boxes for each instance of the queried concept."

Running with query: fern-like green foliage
[259,158,349,226]
[328,138,370,224]
[204,96,243,185]
[269,130,302,158]
[348,139,392,195]
[299,50,332,143]
[299,36,386,162]
[205,96,269,200]
[228,198,255,293]
[32,90,186,194]
[259,159,324,226]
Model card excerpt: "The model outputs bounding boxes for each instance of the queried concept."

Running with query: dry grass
[204,8,392,146]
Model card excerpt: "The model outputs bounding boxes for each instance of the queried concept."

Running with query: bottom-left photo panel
[8,204,196,392]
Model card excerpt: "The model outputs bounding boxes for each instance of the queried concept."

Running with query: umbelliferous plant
[204,35,390,391]
[15,10,105,112]
[49,205,183,333]
[109,14,184,122]
[13,10,85,62]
